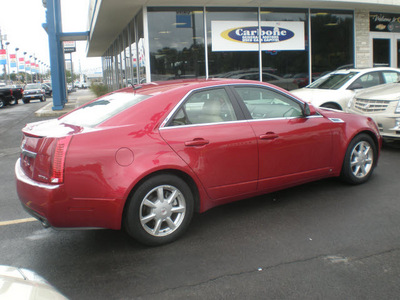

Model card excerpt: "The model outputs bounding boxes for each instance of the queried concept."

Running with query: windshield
[307,72,358,90]
[25,84,42,90]
[60,92,150,127]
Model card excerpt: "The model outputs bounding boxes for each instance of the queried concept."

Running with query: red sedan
[15,79,381,245]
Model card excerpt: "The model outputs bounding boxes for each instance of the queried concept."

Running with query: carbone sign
[212,21,305,52]
[224,26,294,43]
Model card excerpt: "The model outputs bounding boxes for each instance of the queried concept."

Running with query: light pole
[23,52,27,83]
[15,47,19,82]
[5,41,9,83]
[29,55,33,82]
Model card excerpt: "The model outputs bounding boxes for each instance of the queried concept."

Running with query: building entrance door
[370,33,400,68]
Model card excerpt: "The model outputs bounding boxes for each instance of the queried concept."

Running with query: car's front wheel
[341,133,377,184]
[124,174,194,246]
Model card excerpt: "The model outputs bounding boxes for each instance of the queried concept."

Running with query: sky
[0,0,102,74]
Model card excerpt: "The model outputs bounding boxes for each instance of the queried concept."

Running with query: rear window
[60,92,149,127]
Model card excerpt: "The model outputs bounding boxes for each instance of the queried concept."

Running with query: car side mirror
[348,83,363,90]
[304,102,316,116]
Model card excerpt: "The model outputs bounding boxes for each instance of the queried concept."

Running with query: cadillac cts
[15,79,381,245]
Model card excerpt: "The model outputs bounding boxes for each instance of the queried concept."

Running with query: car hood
[355,83,400,101]
[291,88,354,107]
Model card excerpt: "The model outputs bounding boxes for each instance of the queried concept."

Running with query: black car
[42,83,52,97]
[22,83,46,103]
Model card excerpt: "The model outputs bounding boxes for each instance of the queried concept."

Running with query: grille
[354,98,390,113]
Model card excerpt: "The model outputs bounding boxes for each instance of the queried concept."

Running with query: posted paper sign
[211,21,305,52]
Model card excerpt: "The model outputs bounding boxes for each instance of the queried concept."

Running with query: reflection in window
[234,86,303,119]
[261,8,309,90]
[148,7,205,81]
[207,8,259,78]
[170,88,237,126]
[311,10,354,76]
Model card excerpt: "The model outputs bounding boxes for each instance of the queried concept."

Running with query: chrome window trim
[160,83,308,128]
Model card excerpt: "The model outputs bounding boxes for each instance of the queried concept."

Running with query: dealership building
[86,0,400,91]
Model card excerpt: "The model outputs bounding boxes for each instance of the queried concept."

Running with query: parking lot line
[0,218,37,227]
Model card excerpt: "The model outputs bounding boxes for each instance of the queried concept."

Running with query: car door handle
[184,138,210,147]
[259,132,279,140]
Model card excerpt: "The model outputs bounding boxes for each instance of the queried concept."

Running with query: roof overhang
[87,0,400,57]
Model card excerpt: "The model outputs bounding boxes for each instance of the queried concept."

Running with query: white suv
[291,67,400,110]
[347,82,400,142]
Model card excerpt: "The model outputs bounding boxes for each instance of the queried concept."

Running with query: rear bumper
[15,159,122,230]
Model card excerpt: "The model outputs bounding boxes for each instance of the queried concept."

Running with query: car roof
[333,67,400,74]
[115,78,271,96]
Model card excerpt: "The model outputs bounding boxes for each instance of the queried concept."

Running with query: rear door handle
[259,132,279,140]
[184,138,210,147]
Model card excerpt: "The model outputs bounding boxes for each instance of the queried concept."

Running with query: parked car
[0,85,24,107]
[228,72,298,90]
[0,265,67,299]
[42,83,52,97]
[22,83,46,103]
[347,82,400,142]
[15,79,381,246]
[291,67,400,110]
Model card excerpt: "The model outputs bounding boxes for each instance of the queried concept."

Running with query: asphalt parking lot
[1,94,400,299]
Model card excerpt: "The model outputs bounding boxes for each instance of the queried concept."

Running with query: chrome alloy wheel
[350,141,373,178]
[139,185,186,237]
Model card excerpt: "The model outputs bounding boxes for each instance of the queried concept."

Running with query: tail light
[50,136,72,183]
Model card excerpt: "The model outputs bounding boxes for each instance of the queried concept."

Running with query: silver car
[347,82,400,141]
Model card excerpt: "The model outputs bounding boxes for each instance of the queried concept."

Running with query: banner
[19,57,25,71]
[26,60,31,72]
[0,49,6,65]
[9,54,16,68]
[31,62,36,73]
[211,21,305,52]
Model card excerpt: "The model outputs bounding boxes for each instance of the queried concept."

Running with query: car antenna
[130,83,142,94]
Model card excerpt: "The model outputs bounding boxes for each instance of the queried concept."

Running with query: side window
[234,86,303,119]
[170,88,237,126]
[352,72,381,89]
[382,72,400,83]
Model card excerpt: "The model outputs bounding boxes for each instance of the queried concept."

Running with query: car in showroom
[347,82,400,142]
[22,83,46,103]
[291,67,400,110]
[15,79,381,246]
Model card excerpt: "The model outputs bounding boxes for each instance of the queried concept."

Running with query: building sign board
[370,13,400,32]
[212,21,305,52]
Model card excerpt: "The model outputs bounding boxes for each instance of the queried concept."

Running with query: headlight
[396,101,400,114]
[348,96,355,108]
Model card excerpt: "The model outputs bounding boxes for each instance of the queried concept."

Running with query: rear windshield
[307,72,358,90]
[60,92,149,127]
[25,84,42,90]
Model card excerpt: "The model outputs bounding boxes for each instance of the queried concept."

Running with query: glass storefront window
[148,7,205,81]
[207,7,258,78]
[311,10,354,77]
[260,8,308,90]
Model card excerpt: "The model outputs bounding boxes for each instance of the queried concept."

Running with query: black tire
[341,133,377,184]
[40,95,46,102]
[0,98,4,108]
[9,97,17,105]
[124,174,194,246]
[22,99,30,104]
[321,103,342,110]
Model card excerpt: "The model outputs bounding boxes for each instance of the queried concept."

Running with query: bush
[90,83,109,97]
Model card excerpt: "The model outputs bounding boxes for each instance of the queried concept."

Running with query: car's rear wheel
[124,174,194,246]
[9,97,17,105]
[0,98,4,108]
[341,134,377,184]
[40,95,46,102]
[23,99,30,104]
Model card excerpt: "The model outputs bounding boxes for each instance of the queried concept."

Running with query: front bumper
[347,109,400,140]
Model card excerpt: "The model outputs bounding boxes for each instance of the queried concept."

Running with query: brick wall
[354,9,371,68]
